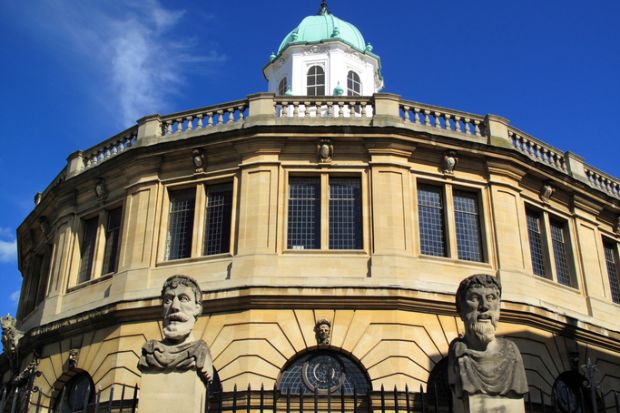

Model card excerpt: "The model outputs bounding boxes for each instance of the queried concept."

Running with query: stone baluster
[293,102,300,118]
[423,110,431,127]
[474,120,482,136]
[165,120,173,136]
[186,116,193,131]
[413,107,420,124]
[238,105,245,120]
[463,118,471,135]
[175,118,182,133]
[207,112,214,126]
[453,115,462,133]
[227,107,234,123]
[215,110,223,125]
[433,112,441,128]
[196,114,203,129]
[402,105,410,122]
[327,102,334,117]
[444,113,451,131]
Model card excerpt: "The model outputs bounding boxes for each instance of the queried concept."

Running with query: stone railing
[56,92,618,201]
[273,96,374,119]
[585,165,620,198]
[159,99,248,136]
[400,100,485,137]
[508,127,566,173]
[82,126,138,169]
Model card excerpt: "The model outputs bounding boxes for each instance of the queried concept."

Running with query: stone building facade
[2,3,620,412]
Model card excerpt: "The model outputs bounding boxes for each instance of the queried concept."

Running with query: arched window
[347,71,361,96]
[278,78,288,96]
[552,371,604,413]
[307,66,325,96]
[54,373,95,413]
[278,350,370,394]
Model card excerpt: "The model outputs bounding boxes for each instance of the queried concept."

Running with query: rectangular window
[453,190,483,262]
[550,219,573,287]
[603,241,620,304]
[418,185,447,257]
[288,177,321,249]
[165,189,196,260]
[526,210,547,278]
[78,217,99,283]
[203,184,233,255]
[101,208,122,274]
[329,177,362,249]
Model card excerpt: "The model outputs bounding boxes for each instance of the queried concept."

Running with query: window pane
[329,177,362,249]
[550,220,573,287]
[204,184,233,255]
[418,185,446,257]
[307,66,325,96]
[101,208,122,274]
[78,217,98,283]
[347,71,361,96]
[453,190,483,262]
[166,189,196,260]
[603,241,620,304]
[278,77,288,95]
[288,177,321,249]
[526,211,547,278]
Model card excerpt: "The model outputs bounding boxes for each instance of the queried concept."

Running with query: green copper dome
[277,6,369,55]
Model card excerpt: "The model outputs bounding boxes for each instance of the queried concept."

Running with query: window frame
[278,77,288,96]
[306,65,326,96]
[602,238,620,304]
[523,204,578,288]
[284,171,367,252]
[73,206,124,288]
[415,179,488,263]
[159,178,237,264]
[346,70,362,96]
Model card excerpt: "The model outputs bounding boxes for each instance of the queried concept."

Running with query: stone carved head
[456,274,502,351]
[161,275,202,344]
[314,319,331,345]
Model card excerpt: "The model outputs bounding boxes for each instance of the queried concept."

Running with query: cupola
[264,1,383,96]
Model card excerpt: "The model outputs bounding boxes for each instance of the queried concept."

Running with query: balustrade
[160,102,247,136]
[83,128,137,169]
[585,167,620,198]
[400,103,484,137]
[274,98,373,119]
[508,129,566,172]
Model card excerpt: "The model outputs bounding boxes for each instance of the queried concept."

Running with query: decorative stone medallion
[302,353,345,393]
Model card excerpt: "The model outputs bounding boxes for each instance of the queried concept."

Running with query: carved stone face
[460,285,500,348]
[162,284,201,344]
[316,322,330,345]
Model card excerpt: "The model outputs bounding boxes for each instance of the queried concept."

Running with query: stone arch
[51,369,95,413]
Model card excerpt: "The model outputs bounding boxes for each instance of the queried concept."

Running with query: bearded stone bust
[138,275,213,383]
[448,274,528,400]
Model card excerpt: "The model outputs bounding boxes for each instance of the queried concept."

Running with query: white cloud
[21,1,226,127]
[0,239,17,263]
[9,291,20,304]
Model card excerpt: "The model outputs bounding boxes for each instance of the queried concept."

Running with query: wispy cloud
[0,240,17,263]
[20,0,226,127]
[9,291,20,304]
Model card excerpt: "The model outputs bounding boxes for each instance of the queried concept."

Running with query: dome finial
[318,0,329,15]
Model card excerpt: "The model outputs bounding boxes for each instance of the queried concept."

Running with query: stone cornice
[18,286,620,354]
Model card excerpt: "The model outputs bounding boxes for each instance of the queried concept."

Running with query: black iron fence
[2,384,618,413]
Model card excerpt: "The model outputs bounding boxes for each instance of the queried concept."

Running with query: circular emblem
[302,354,345,393]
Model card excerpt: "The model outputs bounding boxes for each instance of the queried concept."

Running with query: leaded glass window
[418,185,446,257]
[526,210,547,278]
[166,188,196,260]
[288,177,321,250]
[603,241,620,304]
[307,66,325,96]
[101,207,122,274]
[203,184,233,255]
[278,350,370,395]
[550,220,573,287]
[78,217,98,283]
[347,71,361,96]
[329,177,362,249]
[54,373,94,413]
[453,190,483,262]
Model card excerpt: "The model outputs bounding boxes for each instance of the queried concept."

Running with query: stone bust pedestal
[137,275,213,413]
[449,275,528,413]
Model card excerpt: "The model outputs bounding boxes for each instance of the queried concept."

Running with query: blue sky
[0,0,619,318]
